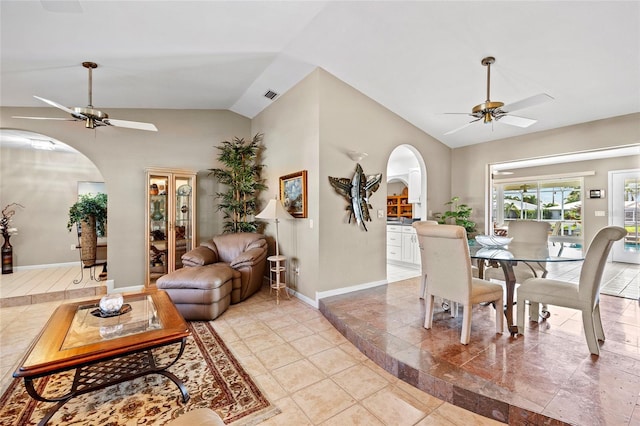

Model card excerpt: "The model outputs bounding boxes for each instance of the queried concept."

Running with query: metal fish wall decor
[329,163,382,231]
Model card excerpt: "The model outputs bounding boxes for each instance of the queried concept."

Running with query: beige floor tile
[224,339,253,359]
[414,402,503,426]
[302,316,335,333]
[252,373,288,402]
[317,327,349,346]
[244,331,286,353]
[362,386,430,426]
[231,320,273,339]
[331,364,390,401]
[337,342,370,362]
[235,354,268,377]
[308,347,358,376]
[292,378,356,424]
[290,334,334,357]
[321,404,384,426]
[272,359,325,393]
[255,342,303,369]
[275,323,315,342]
[259,396,312,426]
[263,314,299,331]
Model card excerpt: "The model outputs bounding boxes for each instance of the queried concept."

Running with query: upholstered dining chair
[412,220,439,299]
[516,226,626,356]
[483,220,550,320]
[419,224,504,344]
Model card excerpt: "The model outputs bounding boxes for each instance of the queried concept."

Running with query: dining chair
[412,220,439,299]
[483,220,550,320]
[419,224,504,344]
[516,226,626,355]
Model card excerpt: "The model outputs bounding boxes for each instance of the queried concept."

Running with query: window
[493,178,582,237]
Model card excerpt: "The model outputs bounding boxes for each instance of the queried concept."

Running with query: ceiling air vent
[264,90,278,100]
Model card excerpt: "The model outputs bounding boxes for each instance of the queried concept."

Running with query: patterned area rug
[0,321,279,425]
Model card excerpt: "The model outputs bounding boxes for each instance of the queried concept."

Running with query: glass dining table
[469,241,584,336]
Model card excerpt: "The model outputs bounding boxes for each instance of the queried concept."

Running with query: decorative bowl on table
[475,235,513,247]
[99,293,124,316]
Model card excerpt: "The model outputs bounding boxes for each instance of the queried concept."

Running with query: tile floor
[0,260,638,425]
[323,261,640,425]
[0,275,500,425]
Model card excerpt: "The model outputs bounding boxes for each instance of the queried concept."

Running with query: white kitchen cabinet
[386,225,402,261]
[387,224,420,266]
[407,168,421,204]
[401,226,421,266]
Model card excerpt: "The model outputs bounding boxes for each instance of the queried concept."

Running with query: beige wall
[251,70,321,298]
[1,108,250,287]
[253,68,451,300]
[451,113,640,238]
[0,146,104,266]
[2,72,636,298]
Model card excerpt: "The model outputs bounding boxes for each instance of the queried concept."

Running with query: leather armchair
[183,232,268,303]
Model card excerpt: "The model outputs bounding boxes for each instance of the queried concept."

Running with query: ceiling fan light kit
[444,56,552,135]
[13,61,158,132]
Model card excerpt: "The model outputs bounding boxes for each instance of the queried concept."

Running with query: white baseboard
[13,262,80,271]
[316,279,388,302]
[107,281,145,294]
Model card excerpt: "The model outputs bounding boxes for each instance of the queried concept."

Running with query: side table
[267,255,290,304]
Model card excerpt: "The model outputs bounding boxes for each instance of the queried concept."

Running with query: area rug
[0,321,279,425]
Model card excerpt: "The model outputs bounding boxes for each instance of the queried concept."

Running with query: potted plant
[435,196,477,237]
[67,193,107,266]
[209,134,267,233]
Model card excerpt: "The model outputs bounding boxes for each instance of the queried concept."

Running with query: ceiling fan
[444,56,552,135]
[13,62,158,132]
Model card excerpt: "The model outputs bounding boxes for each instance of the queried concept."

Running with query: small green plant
[435,196,477,235]
[209,134,267,233]
[67,193,108,236]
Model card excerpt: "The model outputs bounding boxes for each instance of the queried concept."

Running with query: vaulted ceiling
[1,1,638,148]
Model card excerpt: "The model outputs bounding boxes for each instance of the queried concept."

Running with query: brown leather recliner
[198,232,268,303]
[157,233,267,320]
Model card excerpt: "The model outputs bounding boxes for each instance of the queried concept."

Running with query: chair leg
[516,294,526,335]
[424,294,435,329]
[460,304,472,345]
[495,294,504,334]
[419,274,426,299]
[593,304,605,342]
[582,309,600,356]
[529,302,540,322]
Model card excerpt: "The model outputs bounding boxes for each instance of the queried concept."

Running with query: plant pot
[80,217,97,267]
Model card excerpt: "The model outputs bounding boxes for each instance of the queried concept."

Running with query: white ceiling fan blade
[33,95,80,116]
[497,114,537,128]
[444,121,477,135]
[12,116,78,121]
[502,93,553,113]
[105,118,158,132]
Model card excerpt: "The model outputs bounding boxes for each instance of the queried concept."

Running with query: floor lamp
[255,198,293,256]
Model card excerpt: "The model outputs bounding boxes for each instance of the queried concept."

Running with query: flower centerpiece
[1,203,24,274]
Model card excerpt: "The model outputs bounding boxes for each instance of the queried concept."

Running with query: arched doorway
[386,144,427,282]
[0,129,106,269]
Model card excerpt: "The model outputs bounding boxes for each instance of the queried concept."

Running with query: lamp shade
[256,199,294,221]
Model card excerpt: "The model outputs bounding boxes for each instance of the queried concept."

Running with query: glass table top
[62,294,162,350]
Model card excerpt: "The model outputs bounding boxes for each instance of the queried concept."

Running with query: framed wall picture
[280,170,307,218]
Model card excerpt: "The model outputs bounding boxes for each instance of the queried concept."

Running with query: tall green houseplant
[209,134,267,233]
[435,196,477,235]
[67,193,107,266]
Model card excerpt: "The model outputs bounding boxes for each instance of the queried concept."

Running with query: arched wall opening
[0,129,106,268]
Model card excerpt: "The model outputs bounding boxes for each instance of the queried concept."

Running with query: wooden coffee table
[13,290,190,426]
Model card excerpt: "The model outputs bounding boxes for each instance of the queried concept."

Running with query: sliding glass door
[610,170,639,264]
